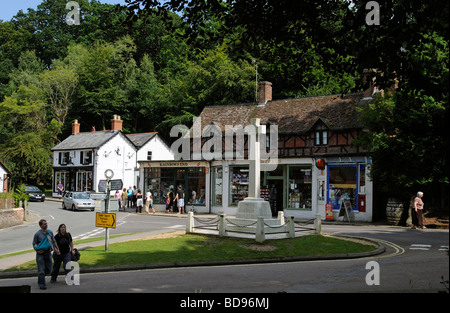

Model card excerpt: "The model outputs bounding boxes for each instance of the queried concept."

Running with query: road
[0,200,186,255]
[0,202,448,294]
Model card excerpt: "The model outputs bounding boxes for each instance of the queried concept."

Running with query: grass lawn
[6,233,377,272]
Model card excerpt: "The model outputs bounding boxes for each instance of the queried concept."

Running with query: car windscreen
[73,193,90,199]
[26,186,41,192]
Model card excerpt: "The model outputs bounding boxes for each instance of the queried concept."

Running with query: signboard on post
[98,179,123,192]
[95,212,116,228]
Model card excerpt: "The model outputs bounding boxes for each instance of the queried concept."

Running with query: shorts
[178,199,184,207]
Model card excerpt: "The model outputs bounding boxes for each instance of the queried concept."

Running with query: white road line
[166,224,185,229]
[409,244,432,250]
[439,245,449,251]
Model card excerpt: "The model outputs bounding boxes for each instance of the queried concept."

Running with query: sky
[0,0,129,22]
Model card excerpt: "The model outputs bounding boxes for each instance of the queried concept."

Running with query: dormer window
[314,121,328,146]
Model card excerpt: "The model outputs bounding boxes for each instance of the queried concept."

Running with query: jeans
[51,252,72,282]
[36,251,52,287]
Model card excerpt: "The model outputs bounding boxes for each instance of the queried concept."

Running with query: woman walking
[50,224,74,283]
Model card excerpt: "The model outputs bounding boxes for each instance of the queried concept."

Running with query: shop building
[140,82,374,221]
[51,115,173,196]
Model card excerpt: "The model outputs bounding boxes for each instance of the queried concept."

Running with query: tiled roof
[126,132,157,147]
[51,130,121,151]
[195,92,371,134]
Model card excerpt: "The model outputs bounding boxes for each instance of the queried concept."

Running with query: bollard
[277,211,285,222]
[186,211,194,233]
[314,214,322,234]
[255,216,265,243]
[218,214,227,237]
[288,216,295,238]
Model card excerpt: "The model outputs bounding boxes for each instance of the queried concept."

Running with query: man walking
[32,219,59,290]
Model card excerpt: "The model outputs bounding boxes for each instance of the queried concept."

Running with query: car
[25,186,46,202]
[62,192,96,211]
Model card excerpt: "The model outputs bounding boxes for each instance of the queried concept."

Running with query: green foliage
[12,184,29,208]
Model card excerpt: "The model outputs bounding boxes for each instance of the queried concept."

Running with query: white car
[62,192,96,211]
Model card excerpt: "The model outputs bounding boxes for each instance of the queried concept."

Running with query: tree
[38,65,78,140]
[356,31,449,214]
[0,84,53,185]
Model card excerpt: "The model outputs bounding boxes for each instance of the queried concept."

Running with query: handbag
[34,231,51,252]
[71,248,81,262]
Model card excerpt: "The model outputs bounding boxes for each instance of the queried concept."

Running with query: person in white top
[412,191,425,229]
[145,190,154,214]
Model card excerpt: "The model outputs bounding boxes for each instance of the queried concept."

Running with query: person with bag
[32,219,59,290]
[50,224,74,283]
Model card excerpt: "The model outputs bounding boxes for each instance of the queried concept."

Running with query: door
[268,179,284,216]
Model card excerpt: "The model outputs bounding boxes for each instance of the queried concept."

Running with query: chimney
[111,115,123,131]
[258,81,272,105]
[72,119,80,135]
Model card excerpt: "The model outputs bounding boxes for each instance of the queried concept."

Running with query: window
[76,171,92,191]
[230,166,249,206]
[187,167,206,205]
[80,151,92,165]
[315,130,328,146]
[314,122,328,146]
[328,165,357,211]
[147,151,152,161]
[59,152,70,165]
[143,166,206,206]
[211,167,223,205]
[288,166,312,209]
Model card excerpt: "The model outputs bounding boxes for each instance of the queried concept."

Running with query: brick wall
[0,206,24,229]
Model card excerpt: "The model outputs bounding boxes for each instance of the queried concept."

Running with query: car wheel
[62,202,66,209]
[72,204,76,211]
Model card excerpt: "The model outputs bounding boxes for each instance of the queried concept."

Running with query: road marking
[439,245,449,251]
[409,244,432,250]
[166,224,185,229]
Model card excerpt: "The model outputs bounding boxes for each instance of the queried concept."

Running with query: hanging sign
[316,158,326,170]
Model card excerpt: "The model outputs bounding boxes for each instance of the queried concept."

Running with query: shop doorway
[268,179,284,217]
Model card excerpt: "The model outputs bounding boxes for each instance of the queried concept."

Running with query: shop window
[211,167,223,206]
[187,168,206,205]
[230,166,249,206]
[328,165,357,211]
[146,178,162,204]
[288,166,312,209]
[76,171,92,191]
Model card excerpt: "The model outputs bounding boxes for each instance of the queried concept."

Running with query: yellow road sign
[96,212,116,228]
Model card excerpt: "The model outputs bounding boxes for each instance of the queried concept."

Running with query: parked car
[25,186,46,202]
[62,192,96,211]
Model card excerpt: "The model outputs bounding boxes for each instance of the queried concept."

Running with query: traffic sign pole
[104,169,114,251]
